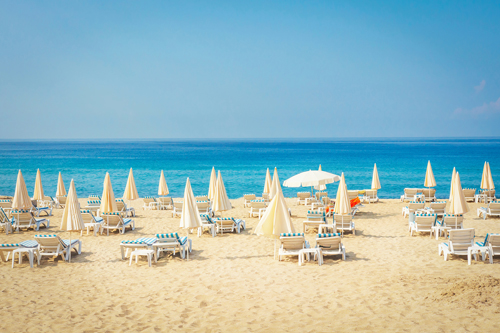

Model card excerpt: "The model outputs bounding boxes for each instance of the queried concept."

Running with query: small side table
[414,194,426,202]
[129,249,156,267]
[468,246,490,265]
[298,248,323,266]
[12,248,38,268]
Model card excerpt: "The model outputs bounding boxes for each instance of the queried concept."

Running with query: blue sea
[0,139,498,200]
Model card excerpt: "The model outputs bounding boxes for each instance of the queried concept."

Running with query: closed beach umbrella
[269,168,282,199]
[123,168,139,201]
[212,171,232,215]
[481,162,494,202]
[254,187,295,258]
[449,167,456,201]
[56,172,66,197]
[60,179,84,262]
[263,168,272,194]
[208,167,217,201]
[100,172,117,213]
[179,178,202,230]
[448,172,468,229]
[158,170,169,196]
[12,170,32,210]
[372,163,381,190]
[334,173,350,215]
[424,161,436,188]
[33,169,45,201]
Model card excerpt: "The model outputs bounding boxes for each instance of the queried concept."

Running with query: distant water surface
[0,138,498,199]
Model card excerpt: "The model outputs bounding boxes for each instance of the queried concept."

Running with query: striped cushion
[415,213,436,217]
[20,240,38,248]
[116,199,124,202]
[0,200,11,203]
[80,210,91,213]
[307,210,325,215]
[61,239,80,246]
[12,210,30,213]
[35,234,57,238]
[156,233,180,240]
[251,200,266,202]
[200,214,214,223]
[102,212,120,216]
[196,201,208,203]
[317,233,341,238]
[0,243,19,248]
[280,233,304,237]
[121,237,156,245]
[443,214,463,217]
[144,196,156,199]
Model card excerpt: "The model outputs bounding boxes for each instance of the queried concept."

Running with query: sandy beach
[1,198,499,332]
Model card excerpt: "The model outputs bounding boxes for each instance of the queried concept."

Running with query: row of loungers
[278,233,346,265]
[401,188,496,203]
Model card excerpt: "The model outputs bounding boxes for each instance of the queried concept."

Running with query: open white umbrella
[56,172,67,197]
[283,169,340,194]
[158,170,169,196]
[372,164,381,190]
[100,172,117,213]
[208,167,217,201]
[12,170,32,210]
[33,169,45,201]
[269,168,282,199]
[212,171,232,216]
[314,165,327,191]
[424,161,436,188]
[263,168,272,194]
[334,173,351,236]
[60,179,84,262]
[448,171,468,229]
[254,185,295,259]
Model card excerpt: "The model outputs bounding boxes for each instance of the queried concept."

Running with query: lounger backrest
[11,211,33,224]
[196,195,209,202]
[408,202,425,210]
[157,197,173,205]
[316,233,342,249]
[297,192,311,199]
[488,202,500,211]
[80,210,98,224]
[307,210,325,222]
[200,214,214,223]
[244,194,256,201]
[155,233,181,244]
[214,217,235,226]
[196,201,210,209]
[262,193,269,200]
[87,200,101,206]
[88,195,100,200]
[34,234,66,250]
[0,207,10,222]
[321,196,331,205]
[57,196,67,205]
[443,214,464,224]
[279,233,305,250]
[334,214,353,228]
[483,190,496,197]
[347,191,358,200]
[0,201,11,209]
[488,235,500,249]
[463,189,476,198]
[404,188,419,196]
[174,202,183,209]
[250,201,267,208]
[448,228,475,252]
[143,197,155,204]
[101,213,123,227]
[365,190,377,197]
[422,189,436,197]
[414,214,436,228]
[430,202,446,210]
[115,201,125,211]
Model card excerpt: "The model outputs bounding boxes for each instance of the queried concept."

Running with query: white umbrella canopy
[33,169,45,201]
[100,172,118,213]
[269,167,282,199]
[12,170,32,210]
[208,167,217,201]
[158,170,169,196]
[56,172,67,197]
[314,165,327,191]
[179,177,202,230]
[283,170,340,188]
[424,161,437,188]
[263,168,272,194]
[448,171,469,228]
[60,179,84,262]
[123,168,139,201]
[212,170,232,214]
[372,163,381,190]
[334,172,351,215]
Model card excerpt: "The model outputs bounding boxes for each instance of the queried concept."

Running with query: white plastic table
[12,248,38,268]
[468,245,490,265]
[298,248,322,266]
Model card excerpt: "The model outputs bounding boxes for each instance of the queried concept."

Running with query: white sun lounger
[477,201,500,220]
[402,202,425,218]
[34,234,82,265]
[100,213,135,235]
[487,234,500,264]
[438,228,475,261]
[154,233,192,259]
[80,210,104,236]
[11,210,50,232]
[213,217,246,234]
[120,237,158,260]
[244,194,257,207]
[172,201,183,217]
[315,233,345,261]
[249,200,267,218]
[410,213,437,237]
[302,210,326,233]
[334,214,355,235]
[115,199,136,217]
[0,207,15,235]
[278,233,310,262]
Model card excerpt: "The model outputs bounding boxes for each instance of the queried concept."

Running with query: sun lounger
[0,200,12,214]
[347,191,359,202]
[196,195,209,202]
[32,203,52,217]
[100,213,135,235]
[278,233,310,262]
[302,210,326,233]
[0,207,15,235]
[439,214,464,230]
[334,214,355,235]
[363,189,379,203]
[315,233,345,261]
[213,217,246,234]
[429,201,446,216]
[463,188,476,202]
[88,195,101,201]
[244,194,257,207]
[400,188,421,202]
[196,201,212,215]
[410,213,437,237]
[249,200,267,218]
[422,188,436,202]
[262,193,270,202]
[154,233,192,259]
[34,234,82,265]
[115,199,136,217]
[487,234,500,263]
[315,191,328,201]
[297,192,311,205]
[477,201,500,220]
[85,200,101,213]
[143,197,158,210]
[56,196,67,208]
[10,210,50,232]
[199,214,217,237]
[402,201,425,218]
[172,201,183,217]
[438,228,475,261]
[80,210,104,236]
[0,240,39,267]
[157,197,173,210]
[120,237,158,260]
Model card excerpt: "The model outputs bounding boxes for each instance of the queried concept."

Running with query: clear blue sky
[1,1,499,139]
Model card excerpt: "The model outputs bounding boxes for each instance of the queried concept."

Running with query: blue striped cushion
[251,199,266,202]
[0,200,11,203]
[80,210,91,213]
[145,196,156,199]
[307,210,325,215]
[102,212,120,216]
[12,210,30,213]
[156,233,180,240]
[121,239,146,244]
[0,243,19,248]
[123,218,132,224]
[280,233,304,237]
[20,240,38,248]
[443,214,463,217]
[415,213,436,217]
[61,239,80,246]
[35,234,57,238]
[178,236,188,245]
[196,201,208,203]
[94,217,104,223]
[317,233,341,238]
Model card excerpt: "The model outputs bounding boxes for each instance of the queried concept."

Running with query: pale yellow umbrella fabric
[480,162,490,190]
[269,167,282,199]
[212,170,232,214]
[123,168,139,201]
[319,164,322,171]
[449,167,456,201]
[12,170,32,210]
[56,172,66,196]
[100,172,117,213]
[263,168,272,194]
[334,173,351,215]
[424,161,436,188]
[179,177,202,230]
[372,163,381,190]
[158,170,169,196]
[448,171,469,228]
[487,162,495,190]
[60,179,84,262]
[33,169,45,200]
[208,167,217,200]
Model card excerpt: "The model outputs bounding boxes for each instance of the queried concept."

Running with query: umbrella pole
[274,238,277,260]
[68,232,71,263]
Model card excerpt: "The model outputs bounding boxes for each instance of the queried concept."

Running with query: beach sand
[1,198,499,332]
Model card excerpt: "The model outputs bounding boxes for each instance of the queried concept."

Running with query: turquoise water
[0,139,498,199]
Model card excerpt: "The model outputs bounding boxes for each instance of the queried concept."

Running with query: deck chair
[198,214,217,237]
[100,213,135,235]
[115,199,136,217]
[154,233,192,259]
[439,214,464,230]
[0,240,39,264]
[315,233,345,261]
[34,234,82,265]
[85,200,101,213]
[0,200,12,213]
[244,194,257,207]
[477,201,500,220]
[172,201,183,217]
[88,195,101,201]
[439,228,475,261]
[120,237,157,259]
[157,197,173,210]
[402,202,425,218]
[297,192,311,205]
[143,197,158,210]
[196,201,212,215]
[422,188,436,202]
[488,234,500,264]
[347,191,359,202]
[410,214,437,237]
[80,210,103,236]
[278,233,310,261]
[400,188,420,202]
[56,196,67,208]
[249,200,267,218]
[213,217,246,234]
[302,210,326,233]
[196,195,209,202]
[463,188,476,202]
[364,190,379,203]
[262,193,270,202]
[429,202,446,216]
[11,210,49,232]
[0,207,15,235]
[334,214,355,235]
